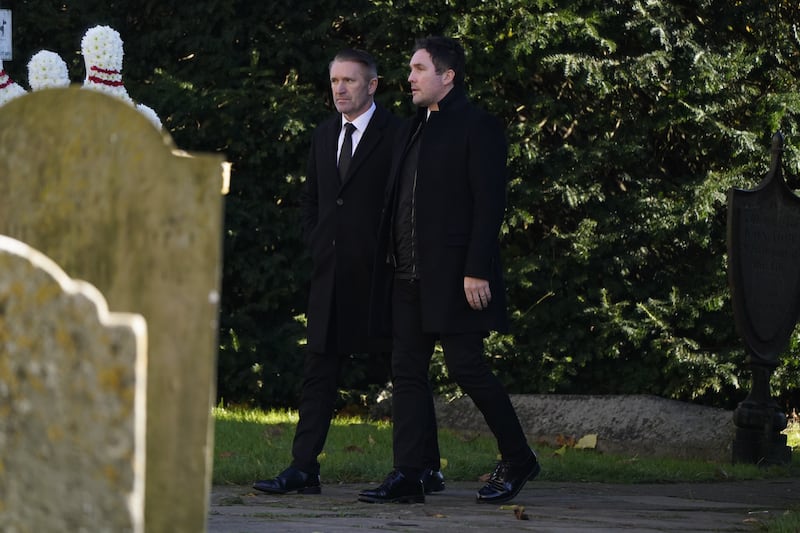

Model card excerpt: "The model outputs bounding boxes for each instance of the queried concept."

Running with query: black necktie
[339,122,356,180]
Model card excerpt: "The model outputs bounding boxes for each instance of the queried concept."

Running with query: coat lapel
[325,119,342,184]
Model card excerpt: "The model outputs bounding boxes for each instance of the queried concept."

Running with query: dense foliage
[6,0,800,410]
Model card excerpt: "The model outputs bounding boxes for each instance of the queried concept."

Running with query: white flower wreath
[27,50,70,91]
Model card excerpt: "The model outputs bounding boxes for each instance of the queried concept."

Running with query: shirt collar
[341,101,376,132]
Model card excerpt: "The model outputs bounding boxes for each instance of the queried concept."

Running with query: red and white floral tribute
[0,59,28,106]
[80,25,162,130]
[81,25,133,104]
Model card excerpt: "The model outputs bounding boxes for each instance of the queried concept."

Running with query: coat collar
[417,85,468,120]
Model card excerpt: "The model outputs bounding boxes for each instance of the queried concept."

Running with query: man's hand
[464,276,491,310]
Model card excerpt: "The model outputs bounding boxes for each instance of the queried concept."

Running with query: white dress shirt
[337,101,377,164]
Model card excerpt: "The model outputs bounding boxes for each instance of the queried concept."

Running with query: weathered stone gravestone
[0,87,227,532]
[727,131,795,465]
[0,235,147,533]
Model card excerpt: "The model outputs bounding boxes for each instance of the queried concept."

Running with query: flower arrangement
[6,25,164,129]
[0,59,28,107]
[80,25,163,129]
[136,103,163,131]
[27,50,70,91]
[81,25,132,104]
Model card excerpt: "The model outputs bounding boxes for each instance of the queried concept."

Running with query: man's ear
[368,77,378,95]
[442,69,455,86]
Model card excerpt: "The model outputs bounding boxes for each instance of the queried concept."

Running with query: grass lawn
[212,406,800,486]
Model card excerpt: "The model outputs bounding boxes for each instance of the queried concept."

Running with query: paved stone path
[208,478,799,532]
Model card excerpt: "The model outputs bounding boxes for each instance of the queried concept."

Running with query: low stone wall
[435,394,735,462]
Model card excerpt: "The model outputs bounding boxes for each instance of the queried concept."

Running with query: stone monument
[0,88,227,532]
[727,131,795,465]
[0,235,147,533]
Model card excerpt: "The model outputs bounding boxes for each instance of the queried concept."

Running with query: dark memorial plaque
[727,132,794,465]
[729,135,800,363]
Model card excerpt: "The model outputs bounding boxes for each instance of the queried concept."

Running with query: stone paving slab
[208,479,799,532]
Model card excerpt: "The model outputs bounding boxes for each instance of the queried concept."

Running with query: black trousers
[391,278,530,474]
[291,293,440,475]
[290,349,343,475]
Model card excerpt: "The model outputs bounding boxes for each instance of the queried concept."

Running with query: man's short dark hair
[413,36,466,87]
[330,48,378,80]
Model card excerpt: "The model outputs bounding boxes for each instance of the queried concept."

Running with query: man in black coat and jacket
[253,48,443,496]
[359,37,539,505]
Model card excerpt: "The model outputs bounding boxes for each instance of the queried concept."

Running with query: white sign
[0,10,11,61]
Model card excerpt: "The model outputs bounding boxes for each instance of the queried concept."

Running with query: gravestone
[0,235,147,533]
[727,131,795,465]
[0,87,228,532]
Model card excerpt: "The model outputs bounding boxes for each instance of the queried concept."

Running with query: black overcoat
[372,88,510,335]
[301,104,397,354]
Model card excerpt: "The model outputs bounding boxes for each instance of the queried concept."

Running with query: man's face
[407,49,451,108]
[330,60,377,121]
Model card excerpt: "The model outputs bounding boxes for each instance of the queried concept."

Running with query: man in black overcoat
[360,37,539,505]
[253,49,443,496]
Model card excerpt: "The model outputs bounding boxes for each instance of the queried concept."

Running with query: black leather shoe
[476,452,540,504]
[421,469,445,494]
[253,466,321,495]
[358,470,425,503]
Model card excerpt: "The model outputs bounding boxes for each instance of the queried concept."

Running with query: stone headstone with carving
[0,87,227,532]
[0,235,147,533]
[727,131,794,465]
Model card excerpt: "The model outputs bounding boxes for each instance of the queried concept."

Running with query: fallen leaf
[575,434,598,449]
[218,451,235,459]
[552,445,567,457]
[343,445,364,453]
[555,434,576,447]
[440,458,448,470]
[513,506,529,520]
[501,505,529,520]
[368,434,376,446]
